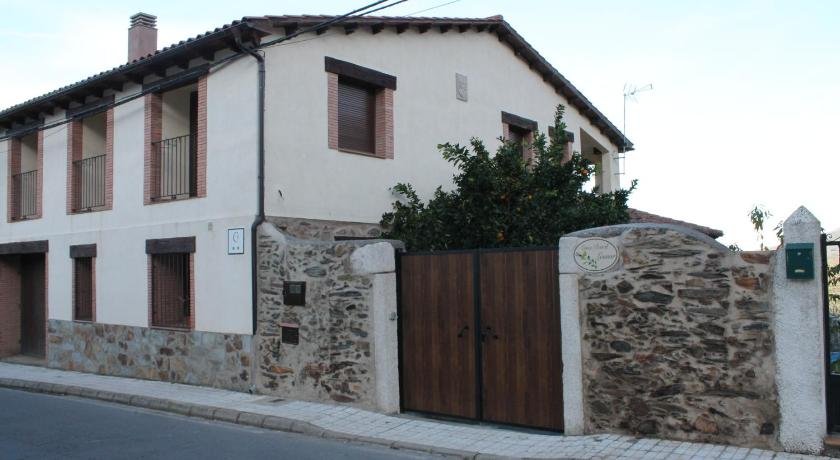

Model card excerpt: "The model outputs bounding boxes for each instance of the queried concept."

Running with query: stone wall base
[47,319,253,392]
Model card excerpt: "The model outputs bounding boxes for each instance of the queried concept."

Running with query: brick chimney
[128,13,157,61]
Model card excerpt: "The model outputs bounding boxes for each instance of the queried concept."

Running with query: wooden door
[20,254,46,358]
[479,249,564,431]
[399,252,478,419]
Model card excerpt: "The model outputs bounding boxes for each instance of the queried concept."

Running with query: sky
[1,0,838,249]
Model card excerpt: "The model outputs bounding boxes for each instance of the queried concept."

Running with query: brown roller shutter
[337,79,375,154]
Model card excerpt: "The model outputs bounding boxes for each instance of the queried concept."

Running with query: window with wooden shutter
[338,79,376,154]
[326,57,396,158]
[73,257,94,322]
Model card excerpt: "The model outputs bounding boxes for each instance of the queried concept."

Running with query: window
[74,258,94,322]
[144,72,207,204]
[338,79,376,153]
[326,57,396,159]
[70,244,97,322]
[146,237,195,330]
[501,111,538,163]
[7,130,42,221]
[67,104,113,213]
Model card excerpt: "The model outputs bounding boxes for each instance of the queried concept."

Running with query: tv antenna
[618,83,653,176]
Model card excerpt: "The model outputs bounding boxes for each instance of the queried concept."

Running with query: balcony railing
[11,170,38,220]
[72,154,106,212]
[151,134,196,201]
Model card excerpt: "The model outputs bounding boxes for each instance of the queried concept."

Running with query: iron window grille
[72,154,106,212]
[11,170,38,220]
[150,253,192,329]
[73,257,94,322]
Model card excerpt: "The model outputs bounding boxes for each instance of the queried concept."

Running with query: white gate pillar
[774,206,827,453]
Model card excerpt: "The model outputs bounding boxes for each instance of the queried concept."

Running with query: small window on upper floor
[326,57,396,159]
[501,111,538,164]
[338,79,376,154]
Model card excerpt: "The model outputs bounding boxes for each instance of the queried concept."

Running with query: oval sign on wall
[574,238,619,272]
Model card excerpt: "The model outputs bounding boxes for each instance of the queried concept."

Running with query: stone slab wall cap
[351,242,396,274]
[566,223,729,252]
[784,206,819,226]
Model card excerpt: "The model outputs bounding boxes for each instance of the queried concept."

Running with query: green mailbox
[785,243,814,279]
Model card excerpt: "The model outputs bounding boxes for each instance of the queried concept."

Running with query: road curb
[0,377,479,459]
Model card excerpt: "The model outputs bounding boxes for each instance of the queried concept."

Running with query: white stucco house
[0,13,630,382]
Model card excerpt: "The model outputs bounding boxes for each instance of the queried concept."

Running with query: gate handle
[482,326,500,341]
[456,325,470,338]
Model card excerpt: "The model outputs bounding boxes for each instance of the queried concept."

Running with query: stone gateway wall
[47,320,252,391]
[562,225,778,449]
[256,223,399,412]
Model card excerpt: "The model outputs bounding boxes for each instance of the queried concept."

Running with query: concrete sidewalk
[0,363,828,460]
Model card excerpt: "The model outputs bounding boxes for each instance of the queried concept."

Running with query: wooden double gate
[398,248,564,431]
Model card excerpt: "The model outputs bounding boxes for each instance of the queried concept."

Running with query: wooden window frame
[501,112,538,163]
[147,237,195,331]
[326,57,395,159]
[70,244,97,323]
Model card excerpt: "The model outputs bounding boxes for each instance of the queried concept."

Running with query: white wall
[20,133,38,172]
[81,112,106,158]
[161,84,194,140]
[262,29,624,223]
[0,56,259,335]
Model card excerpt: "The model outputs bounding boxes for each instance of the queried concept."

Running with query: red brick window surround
[501,111,538,164]
[144,75,207,205]
[146,237,195,330]
[325,57,395,159]
[70,244,96,322]
[7,130,43,222]
[66,108,114,214]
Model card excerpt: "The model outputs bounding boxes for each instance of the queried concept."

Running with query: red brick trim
[7,138,20,223]
[66,120,83,214]
[104,109,114,210]
[0,256,22,358]
[43,254,49,359]
[147,255,152,327]
[328,72,394,159]
[189,253,196,330]
[374,88,394,159]
[501,122,511,141]
[35,130,43,219]
[91,257,97,323]
[195,76,208,198]
[144,93,162,205]
[327,73,339,150]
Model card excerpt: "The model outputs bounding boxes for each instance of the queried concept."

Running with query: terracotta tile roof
[2,14,631,151]
[628,208,724,239]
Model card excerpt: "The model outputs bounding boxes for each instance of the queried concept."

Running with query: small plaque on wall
[228,228,245,255]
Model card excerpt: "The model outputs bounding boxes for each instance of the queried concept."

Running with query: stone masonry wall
[573,226,778,449]
[48,320,252,392]
[266,216,382,241]
[256,222,398,410]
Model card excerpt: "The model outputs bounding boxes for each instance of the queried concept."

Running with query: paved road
[0,388,430,460]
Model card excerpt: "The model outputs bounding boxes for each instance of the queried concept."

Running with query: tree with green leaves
[380,105,636,251]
